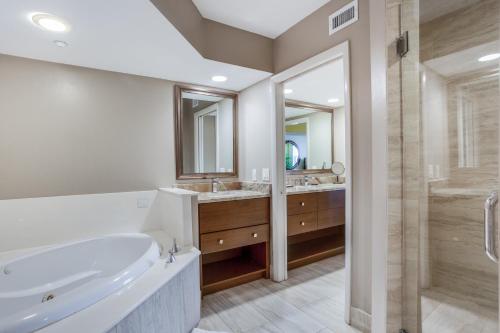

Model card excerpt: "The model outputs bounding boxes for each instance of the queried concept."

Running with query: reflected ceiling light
[53,40,68,47]
[31,13,70,32]
[211,75,227,82]
[284,88,293,95]
[328,98,339,103]
[478,53,500,62]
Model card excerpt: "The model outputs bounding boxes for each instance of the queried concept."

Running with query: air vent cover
[329,0,358,36]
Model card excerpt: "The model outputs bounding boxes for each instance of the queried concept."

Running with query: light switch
[262,168,270,181]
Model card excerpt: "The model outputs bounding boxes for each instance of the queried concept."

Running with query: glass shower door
[397,0,500,332]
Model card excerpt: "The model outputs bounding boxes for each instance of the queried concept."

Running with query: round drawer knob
[300,221,305,226]
[300,202,305,206]
[252,233,258,238]
[218,239,224,245]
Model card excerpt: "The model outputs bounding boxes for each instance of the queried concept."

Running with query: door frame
[269,40,353,324]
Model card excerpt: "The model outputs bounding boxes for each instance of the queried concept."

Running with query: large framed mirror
[284,99,334,174]
[174,84,238,179]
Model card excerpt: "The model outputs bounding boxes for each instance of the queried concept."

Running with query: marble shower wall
[420,0,500,310]
[386,0,422,331]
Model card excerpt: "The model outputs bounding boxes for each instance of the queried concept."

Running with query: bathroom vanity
[198,193,270,295]
[174,182,271,296]
[286,185,345,269]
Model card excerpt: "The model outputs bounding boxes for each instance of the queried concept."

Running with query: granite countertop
[197,190,270,203]
[286,183,346,195]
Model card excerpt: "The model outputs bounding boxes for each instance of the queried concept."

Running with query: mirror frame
[285,99,335,175]
[174,84,238,180]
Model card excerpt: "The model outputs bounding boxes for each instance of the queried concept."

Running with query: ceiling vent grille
[329,0,358,36]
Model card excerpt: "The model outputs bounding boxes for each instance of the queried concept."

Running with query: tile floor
[421,288,498,333]
[197,255,360,333]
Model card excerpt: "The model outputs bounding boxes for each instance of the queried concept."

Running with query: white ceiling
[284,58,345,107]
[0,0,271,91]
[425,41,500,77]
[192,0,330,38]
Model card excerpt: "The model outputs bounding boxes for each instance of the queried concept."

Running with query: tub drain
[42,293,55,303]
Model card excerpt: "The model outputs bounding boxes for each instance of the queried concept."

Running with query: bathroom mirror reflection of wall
[283,58,346,174]
[174,85,238,179]
[285,100,334,171]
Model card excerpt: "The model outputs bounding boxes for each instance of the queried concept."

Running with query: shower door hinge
[397,31,409,57]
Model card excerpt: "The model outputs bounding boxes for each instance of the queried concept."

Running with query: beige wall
[274,0,373,315]
[151,0,274,72]
[0,54,177,199]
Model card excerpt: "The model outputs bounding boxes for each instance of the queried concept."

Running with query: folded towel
[192,328,230,333]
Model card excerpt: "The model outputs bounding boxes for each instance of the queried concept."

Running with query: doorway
[270,41,353,324]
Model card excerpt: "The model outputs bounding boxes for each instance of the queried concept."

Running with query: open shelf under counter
[201,242,269,295]
[287,226,345,270]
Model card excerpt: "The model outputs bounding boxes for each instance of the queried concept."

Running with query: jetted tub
[0,234,159,333]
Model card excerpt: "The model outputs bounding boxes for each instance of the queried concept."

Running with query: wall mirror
[175,85,238,179]
[284,100,334,172]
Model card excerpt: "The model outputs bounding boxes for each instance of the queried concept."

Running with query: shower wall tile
[420,0,500,63]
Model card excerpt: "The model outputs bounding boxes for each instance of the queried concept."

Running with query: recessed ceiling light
[212,75,227,82]
[328,98,339,103]
[30,13,70,32]
[53,40,68,47]
[284,89,293,95]
[478,53,500,62]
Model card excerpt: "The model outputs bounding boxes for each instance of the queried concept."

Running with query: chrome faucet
[166,250,176,264]
[171,238,180,253]
[212,178,221,193]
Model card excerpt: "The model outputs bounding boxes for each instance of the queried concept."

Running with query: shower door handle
[484,191,498,263]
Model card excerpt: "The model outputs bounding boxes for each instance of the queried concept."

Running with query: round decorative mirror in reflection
[285,140,300,170]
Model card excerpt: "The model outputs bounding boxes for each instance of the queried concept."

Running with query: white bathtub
[0,234,159,333]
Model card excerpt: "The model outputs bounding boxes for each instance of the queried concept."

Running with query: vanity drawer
[317,207,345,229]
[287,193,317,215]
[199,198,270,234]
[317,190,345,210]
[200,224,269,254]
[287,212,317,236]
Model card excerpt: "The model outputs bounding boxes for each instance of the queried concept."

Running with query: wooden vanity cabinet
[287,189,345,270]
[198,197,270,295]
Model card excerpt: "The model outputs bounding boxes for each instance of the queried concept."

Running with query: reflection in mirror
[282,58,346,174]
[284,101,333,171]
[285,140,300,170]
[175,86,237,179]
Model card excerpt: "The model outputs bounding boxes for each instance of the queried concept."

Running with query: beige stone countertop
[197,190,270,203]
[286,183,346,195]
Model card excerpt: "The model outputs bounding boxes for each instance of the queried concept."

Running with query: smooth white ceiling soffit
[284,59,345,108]
[0,0,271,91]
[192,0,330,38]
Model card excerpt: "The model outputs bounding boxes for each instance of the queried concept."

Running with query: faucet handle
[166,249,176,264]
[171,238,181,253]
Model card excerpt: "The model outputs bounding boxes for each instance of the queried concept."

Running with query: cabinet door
[199,198,270,234]
[287,193,317,215]
[317,207,345,230]
[317,190,345,210]
[287,212,317,236]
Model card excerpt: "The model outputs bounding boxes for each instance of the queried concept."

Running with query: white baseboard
[350,306,372,332]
